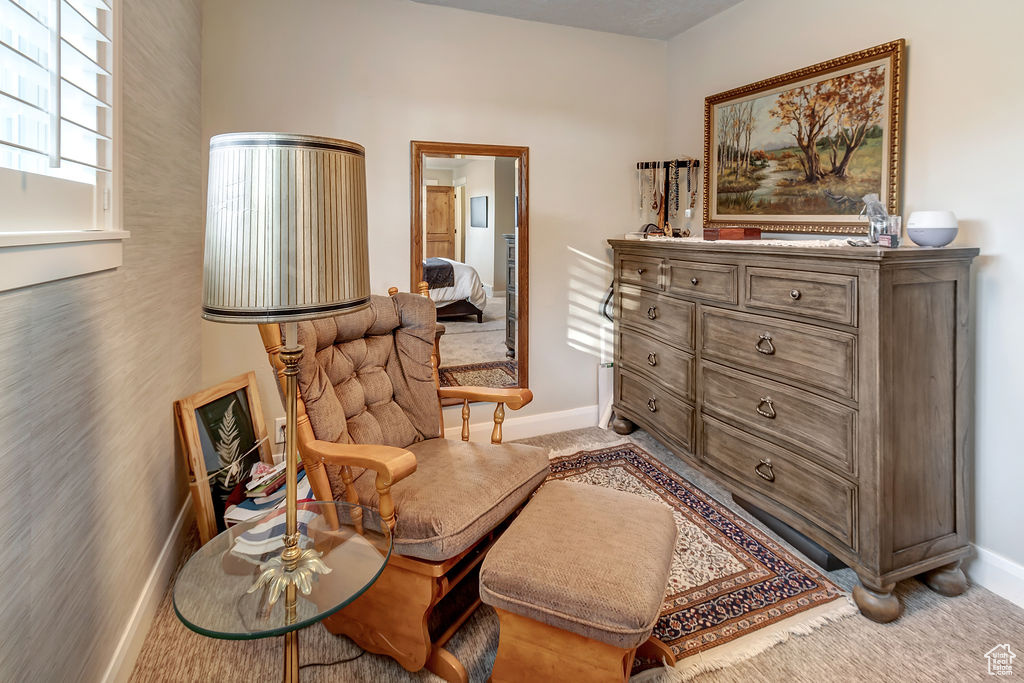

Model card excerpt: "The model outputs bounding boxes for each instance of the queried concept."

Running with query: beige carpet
[130,427,1024,682]
[439,296,509,366]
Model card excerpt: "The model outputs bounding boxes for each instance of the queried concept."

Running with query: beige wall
[462,157,496,287]
[667,0,1024,567]
[0,0,203,679]
[492,157,516,295]
[201,0,668,430]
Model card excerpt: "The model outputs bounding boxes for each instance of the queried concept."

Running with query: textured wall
[666,0,1024,568]
[201,0,669,432]
[0,0,203,679]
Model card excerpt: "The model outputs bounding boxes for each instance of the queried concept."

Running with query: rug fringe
[632,596,858,682]
[544,437,632,459]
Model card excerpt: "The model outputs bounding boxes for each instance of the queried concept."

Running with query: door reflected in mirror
[411,142,528,399]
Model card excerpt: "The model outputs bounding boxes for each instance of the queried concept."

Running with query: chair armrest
[303,440,417,485]
[437,386,534,410]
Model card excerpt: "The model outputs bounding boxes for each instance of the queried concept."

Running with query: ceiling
[409,0,741,40]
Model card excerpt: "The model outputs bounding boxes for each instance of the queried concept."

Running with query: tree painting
[715,62,889,216]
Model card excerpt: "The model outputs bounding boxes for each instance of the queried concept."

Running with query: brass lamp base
[247,545,332,606]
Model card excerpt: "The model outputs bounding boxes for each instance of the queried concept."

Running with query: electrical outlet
[274,417,287,444]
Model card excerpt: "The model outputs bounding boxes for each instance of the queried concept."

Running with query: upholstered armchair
[259,287,548,683]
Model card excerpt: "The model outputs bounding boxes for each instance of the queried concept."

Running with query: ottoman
[480,480,678,682]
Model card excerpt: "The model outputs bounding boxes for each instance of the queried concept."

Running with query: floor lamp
[201,132,370,680]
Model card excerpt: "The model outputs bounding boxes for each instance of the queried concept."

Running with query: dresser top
[608,238,978,263]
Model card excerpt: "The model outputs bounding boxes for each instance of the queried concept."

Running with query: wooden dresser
[609,239,978,622]
[504,233,516,359]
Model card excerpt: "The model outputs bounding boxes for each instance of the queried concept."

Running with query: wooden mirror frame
[410,140,529,392]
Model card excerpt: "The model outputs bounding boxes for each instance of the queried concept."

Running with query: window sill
[0,230,131,292]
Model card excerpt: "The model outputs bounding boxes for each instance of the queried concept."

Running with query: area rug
[438,360,517,388]
[549,443,856,680]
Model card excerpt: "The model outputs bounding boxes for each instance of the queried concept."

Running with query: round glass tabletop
[173,501,392,640]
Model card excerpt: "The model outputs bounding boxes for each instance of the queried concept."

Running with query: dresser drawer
[701,416,856,549]
[745,267,858,326]
[618,370,693,451]
[667,260,738,304]
[701,362,855,473]
[700,308,856,400]
[618,254,663,289]
[618,285,694,350]
[618,330,693,401]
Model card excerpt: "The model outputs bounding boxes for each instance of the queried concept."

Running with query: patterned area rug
[438,360,517,388]
[550,443,854,679]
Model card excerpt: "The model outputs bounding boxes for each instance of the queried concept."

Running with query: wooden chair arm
[302,440,417,530]
[437,386,534,410]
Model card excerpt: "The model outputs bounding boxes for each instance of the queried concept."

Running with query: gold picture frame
[174,372,272,544]
[703,39,905,234]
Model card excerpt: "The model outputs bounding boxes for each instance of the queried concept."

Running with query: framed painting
[174,372,272,544]
[703,39,905,234]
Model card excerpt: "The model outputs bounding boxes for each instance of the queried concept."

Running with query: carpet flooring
[130,427,1024,682]
[438,296,509,366]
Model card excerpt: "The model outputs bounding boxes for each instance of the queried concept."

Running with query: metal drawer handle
[647,397,657,412]
[637,267,646,275]
[756,397,776,419]
[647,352,657,367]
[754,458,775,482]
[755,333,776,355]
[790,289,801,300]
[647,306,658,320]
[690,276,699,286]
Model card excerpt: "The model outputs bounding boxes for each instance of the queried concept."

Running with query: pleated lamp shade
[202,132,371,324]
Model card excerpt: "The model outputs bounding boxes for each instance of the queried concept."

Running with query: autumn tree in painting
[770,65,886,183]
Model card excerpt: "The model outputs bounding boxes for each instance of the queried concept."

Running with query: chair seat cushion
[479,480,676,650]
[351,438,550,561]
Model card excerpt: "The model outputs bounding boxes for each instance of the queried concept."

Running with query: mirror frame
[410,140,529,392]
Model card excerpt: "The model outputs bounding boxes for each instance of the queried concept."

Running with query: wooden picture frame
[704,39,905,234]
[174,372,272,544]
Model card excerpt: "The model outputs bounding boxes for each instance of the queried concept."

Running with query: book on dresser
[608,238,978,623]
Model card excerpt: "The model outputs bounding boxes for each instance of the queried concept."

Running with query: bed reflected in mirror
[411,141,528,398]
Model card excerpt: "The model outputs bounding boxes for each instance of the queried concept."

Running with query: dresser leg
[921,560,968,597]
[611,414,635,435]
[852,577,901,623]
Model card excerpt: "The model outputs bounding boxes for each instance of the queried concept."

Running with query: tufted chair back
[264,292,441,502]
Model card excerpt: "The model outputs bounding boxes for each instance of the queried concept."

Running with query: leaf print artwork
[215,399,242,486]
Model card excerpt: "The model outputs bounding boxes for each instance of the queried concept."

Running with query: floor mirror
[410,141,529,401]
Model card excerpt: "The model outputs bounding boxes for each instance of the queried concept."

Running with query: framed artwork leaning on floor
[174,371,272,543]
[704,39,905,234]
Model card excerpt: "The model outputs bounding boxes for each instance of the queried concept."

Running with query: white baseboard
[965,543,1024,609]
[443,404,598,442]
[102,497,194,683]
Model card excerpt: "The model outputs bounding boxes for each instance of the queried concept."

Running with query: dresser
[609,239,978,622]
[503,233,516,359]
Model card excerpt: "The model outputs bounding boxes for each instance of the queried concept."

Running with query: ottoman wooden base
[490,608,676,683]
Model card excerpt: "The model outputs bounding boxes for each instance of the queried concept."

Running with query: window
[0,0,126,292]
[0,0,115,232]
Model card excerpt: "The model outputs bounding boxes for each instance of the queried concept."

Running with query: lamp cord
[298,650,365,670]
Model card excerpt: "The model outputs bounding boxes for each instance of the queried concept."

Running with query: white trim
[102,497,194,683]
[965,543,1024,609]
[0,229,130,247]
[443,404,598,442]
[0,230,129,292]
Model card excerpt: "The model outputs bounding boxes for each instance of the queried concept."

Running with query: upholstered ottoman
[480,480,677,682]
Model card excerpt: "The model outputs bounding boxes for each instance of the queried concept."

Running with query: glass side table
[173,501,392,682]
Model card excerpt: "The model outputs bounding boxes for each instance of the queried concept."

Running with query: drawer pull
[756,397,776,419]
[690,276,699,286]
[647,352,657,367]
[647,306,658,320]
[790,289,801,300]
[755,333,776,355]
[754,458,776,482]
[647,397,657,412]
[637,267,646,275]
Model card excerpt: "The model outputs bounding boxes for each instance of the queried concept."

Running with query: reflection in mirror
[411,142,528,397]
